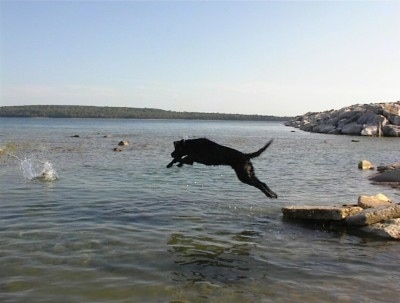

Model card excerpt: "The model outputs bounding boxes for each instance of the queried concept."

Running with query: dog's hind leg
[233,162,278,198]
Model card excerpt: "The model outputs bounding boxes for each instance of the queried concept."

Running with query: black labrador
[167,138,278,198]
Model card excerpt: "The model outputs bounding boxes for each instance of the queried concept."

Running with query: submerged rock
[118,140,129,146]
[370,169,400,183]
[377,162,400,172]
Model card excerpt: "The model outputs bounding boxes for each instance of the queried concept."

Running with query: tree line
[0,105,291,121]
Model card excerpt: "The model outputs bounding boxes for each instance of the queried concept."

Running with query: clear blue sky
[1,1,399,116]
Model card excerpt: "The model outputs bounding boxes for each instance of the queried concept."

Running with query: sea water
[0,117,399,303]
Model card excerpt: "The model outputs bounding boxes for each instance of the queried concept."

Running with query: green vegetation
[0,105,290,121]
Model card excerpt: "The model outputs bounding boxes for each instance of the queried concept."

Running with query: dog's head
[171,139,186,159]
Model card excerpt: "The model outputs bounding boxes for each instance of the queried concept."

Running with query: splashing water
[20,158,59,182]
[5,152,59,182]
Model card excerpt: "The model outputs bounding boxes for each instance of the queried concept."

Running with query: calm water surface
[0,118,399,303]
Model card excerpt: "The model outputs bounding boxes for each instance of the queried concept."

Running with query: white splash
[19,157,59,182]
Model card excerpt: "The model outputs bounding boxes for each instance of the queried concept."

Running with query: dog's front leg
[167,158,179,168]
[177,156,194,167]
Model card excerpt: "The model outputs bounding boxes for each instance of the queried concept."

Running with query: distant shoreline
[0,105,291,121]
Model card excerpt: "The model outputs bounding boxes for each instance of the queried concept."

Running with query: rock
[358,160,374,170]
[285,101,400,137]
[382,125,400,137]
[382,102,400,125]
[358,111,386,126]
[361,125,378,136]
[341,122,363,135]
[118,140,129,146]
[358,194,392,209]
[377,162,400,172]
[360,218,400,240]
[389,115,400,125]
[369,169,400,183]
[282,205,363,221]
[345,205,400,226]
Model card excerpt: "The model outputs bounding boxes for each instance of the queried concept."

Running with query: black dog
[167,138,278,198]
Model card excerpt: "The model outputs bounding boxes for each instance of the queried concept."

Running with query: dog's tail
[246,139,273,159]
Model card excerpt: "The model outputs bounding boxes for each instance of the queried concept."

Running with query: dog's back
[173,138,272,167]
[181,138,244,166]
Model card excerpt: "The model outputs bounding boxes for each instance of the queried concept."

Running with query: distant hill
[0,105,291,121]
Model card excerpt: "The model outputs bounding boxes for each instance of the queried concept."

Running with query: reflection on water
[168,231,257,285]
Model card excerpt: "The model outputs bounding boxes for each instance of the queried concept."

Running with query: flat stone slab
[345,205,400,226]
[282,205,363,221]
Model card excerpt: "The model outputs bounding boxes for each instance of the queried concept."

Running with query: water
[0,118,399,303]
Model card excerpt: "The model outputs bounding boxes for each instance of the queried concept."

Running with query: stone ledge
[282,205,363,221]
[282,198,400,240]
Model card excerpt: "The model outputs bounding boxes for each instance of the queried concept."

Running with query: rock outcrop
[285,101,400,136]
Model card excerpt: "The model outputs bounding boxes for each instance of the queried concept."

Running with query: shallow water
[0,118,399,303]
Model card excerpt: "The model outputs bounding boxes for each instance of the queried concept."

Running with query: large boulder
[357,111,381,125]
[341,122,363,135]
[382,102,400,125]
[382,125,400,137]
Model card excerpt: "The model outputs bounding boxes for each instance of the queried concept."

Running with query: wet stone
[345,205,400,226]
[282,205,363,221]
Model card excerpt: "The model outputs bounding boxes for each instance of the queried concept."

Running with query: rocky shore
[282,193,400,240]
[282,160,400,240]
[285,101,400,136]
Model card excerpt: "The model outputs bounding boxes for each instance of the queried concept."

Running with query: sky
[0,1,399,116]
